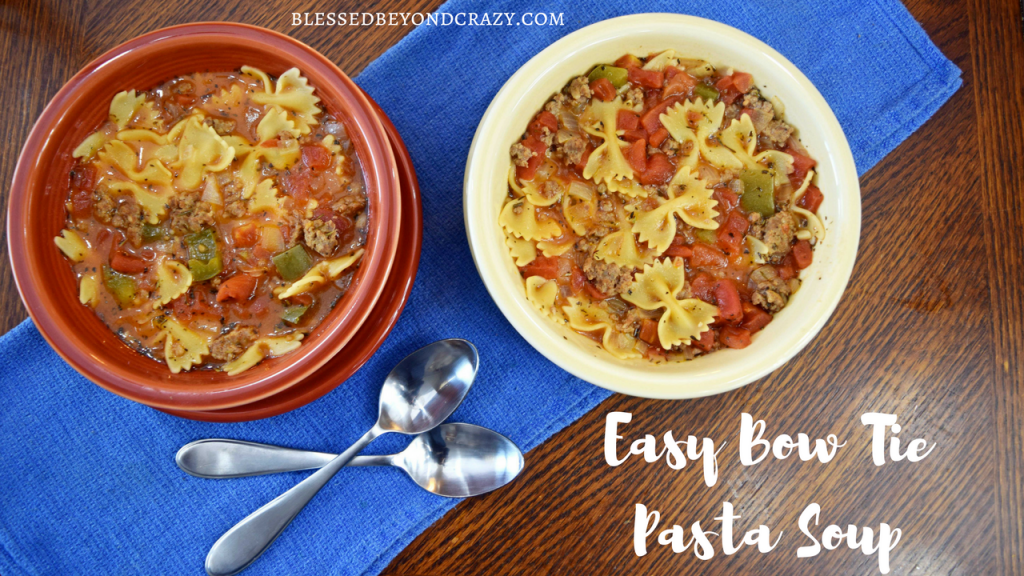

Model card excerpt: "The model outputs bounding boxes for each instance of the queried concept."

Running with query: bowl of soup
[7,23,402,411]
[464,14,860,398]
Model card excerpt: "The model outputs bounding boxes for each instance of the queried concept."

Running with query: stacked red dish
[6,24,421,422]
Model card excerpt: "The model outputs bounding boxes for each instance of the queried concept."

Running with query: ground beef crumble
[210,326,258,362]
[302,218,338,256]
[93,190,145,246]
[168,192,216,235]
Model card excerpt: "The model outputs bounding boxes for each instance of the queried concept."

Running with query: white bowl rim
[464,13,861,399]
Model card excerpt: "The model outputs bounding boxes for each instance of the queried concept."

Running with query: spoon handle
[177,439,337,478]
[205,426,383,576]
[177,439,394,478]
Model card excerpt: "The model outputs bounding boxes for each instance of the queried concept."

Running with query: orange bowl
[6,23,401,411]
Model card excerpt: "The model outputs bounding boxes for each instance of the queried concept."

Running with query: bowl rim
[463,13,861,399]
[7,22,401,410]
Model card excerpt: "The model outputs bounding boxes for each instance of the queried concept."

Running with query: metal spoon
[204,339,478,576]
[176,423,525,497]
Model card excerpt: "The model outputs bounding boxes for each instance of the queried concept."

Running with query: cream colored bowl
[464,14,860,399]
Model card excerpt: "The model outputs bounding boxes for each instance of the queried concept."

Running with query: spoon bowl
[377,340,478,434]
[393,423,524,497]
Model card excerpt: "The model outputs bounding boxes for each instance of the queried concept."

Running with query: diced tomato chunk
[638,318,659,345]
[589,78,616,102]
[620,129,647,142]
[663,68,697,99]
[714,187,740,213]
[110,252,147,275]
[281,170,311,202]
[70,189,93,219]
[798,185,824,213]
[648,127,669,147]
[791,240,813,269]
[528,111,559,137]
[70,165,96,191]
[575,145,593,172]
[740,302,773,333]
[663,244,692,258]
[570,265,586,296]
[777,254,798,280]
[733,72,754,93]
[785,146,818,182]
[719,326,752,349]
[584,281,608,301]
[690,243,728,268]
[692,329,716,352]
[627,67,664,89]
[640,96,682,133]
[232,223,259,248]
[716,211,750,255]
[616,110,640,131]
[689,272,716,303]
[520,255,559,280]
[216,274,258,303]
[515,136,549,181]
[615,54,643,68]
[713,279,743,323]
[301,144,332,170]
[626,139,647,173]
[639,153,673,185]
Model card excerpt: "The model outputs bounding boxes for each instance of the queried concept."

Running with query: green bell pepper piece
[185,228,222,282]
[693,83,720,102]
[587,65,629,89]
[141,223,164,242]
[103,265,136,307]
[739,169,775,218]
[281,304,309,325]
[273,245,313,281]
[695,229,718,245]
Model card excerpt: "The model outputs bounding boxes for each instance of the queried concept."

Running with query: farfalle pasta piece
[581,98,645,196]
[595,206,650,269]
[205,84,246,112]
[257,106,301,141]
[73,131,109,160]
[99,141,173,186]
[223,334,304,376]
[54,229,88,262]
[659,98,740,170]
[745,235,771,264]
[153,316,210,374]
[105,181,171,224]
[525,276,558,315]
[174,115,235,190]
[562,299,641,360]
[130,102,164,131]
[507,166,560,207]
[506,235,536,266]
[500,198,562,241]
[109,90,147,130]
[237,140,302,198]
[622,260,718,349]
[718,113,794,185]
[248,179,285,215]
[788,170,825,243]
[560,182,596,236]
[276,248,364,299]
[537,239,573,257]
[79,273,99,307]
[642,49,679,71]
[248,67,321,135]
[154,260,192,307]
[632,167,719,255]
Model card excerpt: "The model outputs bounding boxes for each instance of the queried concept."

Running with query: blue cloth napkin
[0,1,959,574]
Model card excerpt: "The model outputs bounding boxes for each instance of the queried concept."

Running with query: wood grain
[0,1,1019,574]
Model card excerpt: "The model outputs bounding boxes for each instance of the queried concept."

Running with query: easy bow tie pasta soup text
[54,67,368,374]
[502,50,825,362]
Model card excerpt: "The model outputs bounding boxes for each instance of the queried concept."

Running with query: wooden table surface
[1,1,1021,574]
